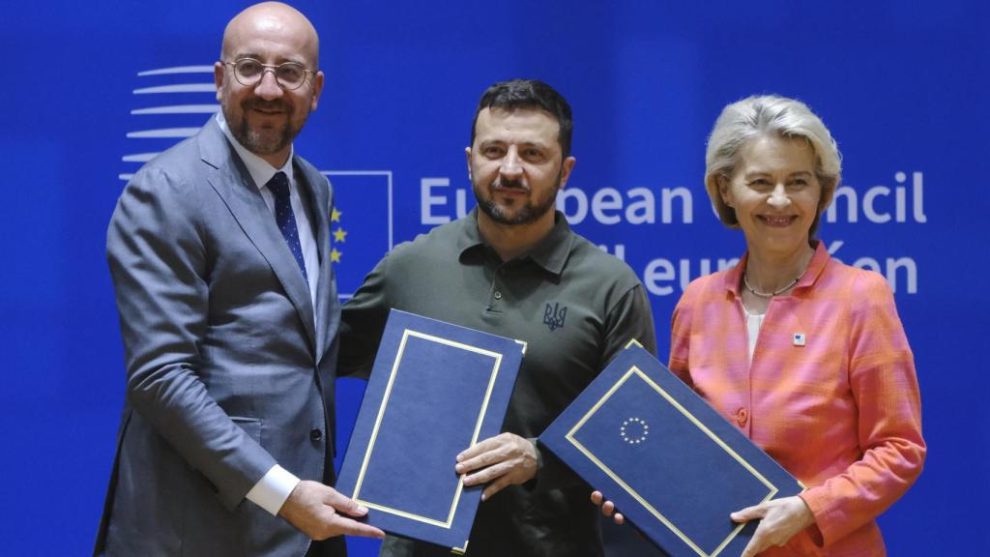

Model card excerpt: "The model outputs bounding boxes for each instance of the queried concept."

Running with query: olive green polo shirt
[340,209,657,557]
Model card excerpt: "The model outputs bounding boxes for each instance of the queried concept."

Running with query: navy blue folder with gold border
[336,309,525,553]
[540,345,803,557]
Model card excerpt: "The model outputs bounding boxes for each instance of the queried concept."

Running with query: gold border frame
[351,328,505,528]
[565,366,780,557]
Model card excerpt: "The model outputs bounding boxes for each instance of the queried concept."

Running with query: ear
[465,146,473,181]
[213,61,225,102]
[558,156,577,190]
[818,177,837,214]
[716,175,733,207]
[309,70,325,111]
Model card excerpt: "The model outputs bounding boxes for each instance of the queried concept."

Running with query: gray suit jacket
[96,118,341,556]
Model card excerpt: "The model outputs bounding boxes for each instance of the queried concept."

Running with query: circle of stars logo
[620,417,649,445]
[330,207,347,263]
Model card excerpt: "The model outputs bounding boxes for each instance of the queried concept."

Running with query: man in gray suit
[95,3,384,555]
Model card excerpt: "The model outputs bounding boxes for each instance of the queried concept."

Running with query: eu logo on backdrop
[324,171,394,298]
[121,65,218,182]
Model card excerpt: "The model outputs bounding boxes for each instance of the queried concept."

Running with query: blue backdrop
[1,0,986,554]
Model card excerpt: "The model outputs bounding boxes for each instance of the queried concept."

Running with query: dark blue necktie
[266,171,308,280]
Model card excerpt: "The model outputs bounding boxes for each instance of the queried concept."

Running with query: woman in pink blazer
[595,95,925,556]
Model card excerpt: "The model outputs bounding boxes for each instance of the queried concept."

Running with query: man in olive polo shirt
[338,79,657,556]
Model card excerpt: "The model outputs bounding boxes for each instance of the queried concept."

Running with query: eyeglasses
[222,58,314,91]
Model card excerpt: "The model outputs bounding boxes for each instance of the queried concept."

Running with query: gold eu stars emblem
[330,207,347,263]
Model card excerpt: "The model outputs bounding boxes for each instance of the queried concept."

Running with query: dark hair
[470,79,574,158]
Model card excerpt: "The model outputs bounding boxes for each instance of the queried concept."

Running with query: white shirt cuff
[245,465,300,516]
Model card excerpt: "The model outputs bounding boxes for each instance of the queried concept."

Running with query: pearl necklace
[743,274,798,298]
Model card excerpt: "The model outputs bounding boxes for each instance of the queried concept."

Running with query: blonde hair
[704,95,842,235]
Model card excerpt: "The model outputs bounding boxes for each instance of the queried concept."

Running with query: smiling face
[467,107,575,229]
[213,3,324,167]
[718,134,827,258]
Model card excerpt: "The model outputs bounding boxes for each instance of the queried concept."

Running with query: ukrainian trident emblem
[543,302,567,331]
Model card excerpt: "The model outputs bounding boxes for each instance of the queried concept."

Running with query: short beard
[233,116,293,156]
[224,99,299,157]
[475,189,557,225]
[476,186,558,225]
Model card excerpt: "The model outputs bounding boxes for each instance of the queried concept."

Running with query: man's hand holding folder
[456,433,540,501]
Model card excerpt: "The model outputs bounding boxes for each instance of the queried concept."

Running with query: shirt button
[736,408,748,427]
[494,291,503,300]
[310,429,323,441]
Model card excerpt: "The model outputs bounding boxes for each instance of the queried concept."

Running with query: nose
[253,69,284,100]
[500,147,523,179]
[767,183,791,208]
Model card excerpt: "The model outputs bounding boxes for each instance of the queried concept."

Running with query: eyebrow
[744,170,814,178]
[479,139,549,149]
[233,52,307,65]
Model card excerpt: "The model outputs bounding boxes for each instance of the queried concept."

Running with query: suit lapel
[295,159,337,362]
[197,119,317,352]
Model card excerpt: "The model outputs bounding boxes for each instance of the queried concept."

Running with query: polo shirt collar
[456,209,486,254]
[526,211,573,275]
[724,240,831,296]
[458,209,574,277]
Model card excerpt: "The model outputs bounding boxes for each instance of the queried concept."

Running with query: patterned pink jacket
[669,242,926,556]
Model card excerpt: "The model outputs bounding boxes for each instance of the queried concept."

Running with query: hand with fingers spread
[454,433,539,501]
[731,496,815,557]
[278,480,385,541]
[590,491,625,525]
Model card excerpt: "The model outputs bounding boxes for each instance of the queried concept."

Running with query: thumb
[323,488,368,517]
[731,502,767,523]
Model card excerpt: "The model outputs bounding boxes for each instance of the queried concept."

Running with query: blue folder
[335,309,525,553]
[540,345,803,557]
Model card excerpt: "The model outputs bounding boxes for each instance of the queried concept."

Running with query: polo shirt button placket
[489,264,505,308]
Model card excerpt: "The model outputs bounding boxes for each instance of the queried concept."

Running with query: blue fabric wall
[0,1,984,554]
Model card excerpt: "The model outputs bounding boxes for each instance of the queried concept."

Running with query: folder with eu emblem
[540,345,803,557]
[335,309,525,553]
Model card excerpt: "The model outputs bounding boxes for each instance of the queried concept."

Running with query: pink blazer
[670,242,925,556]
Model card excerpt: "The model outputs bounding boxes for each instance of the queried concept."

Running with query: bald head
[214,1,325,167]
[221,2,320,67]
